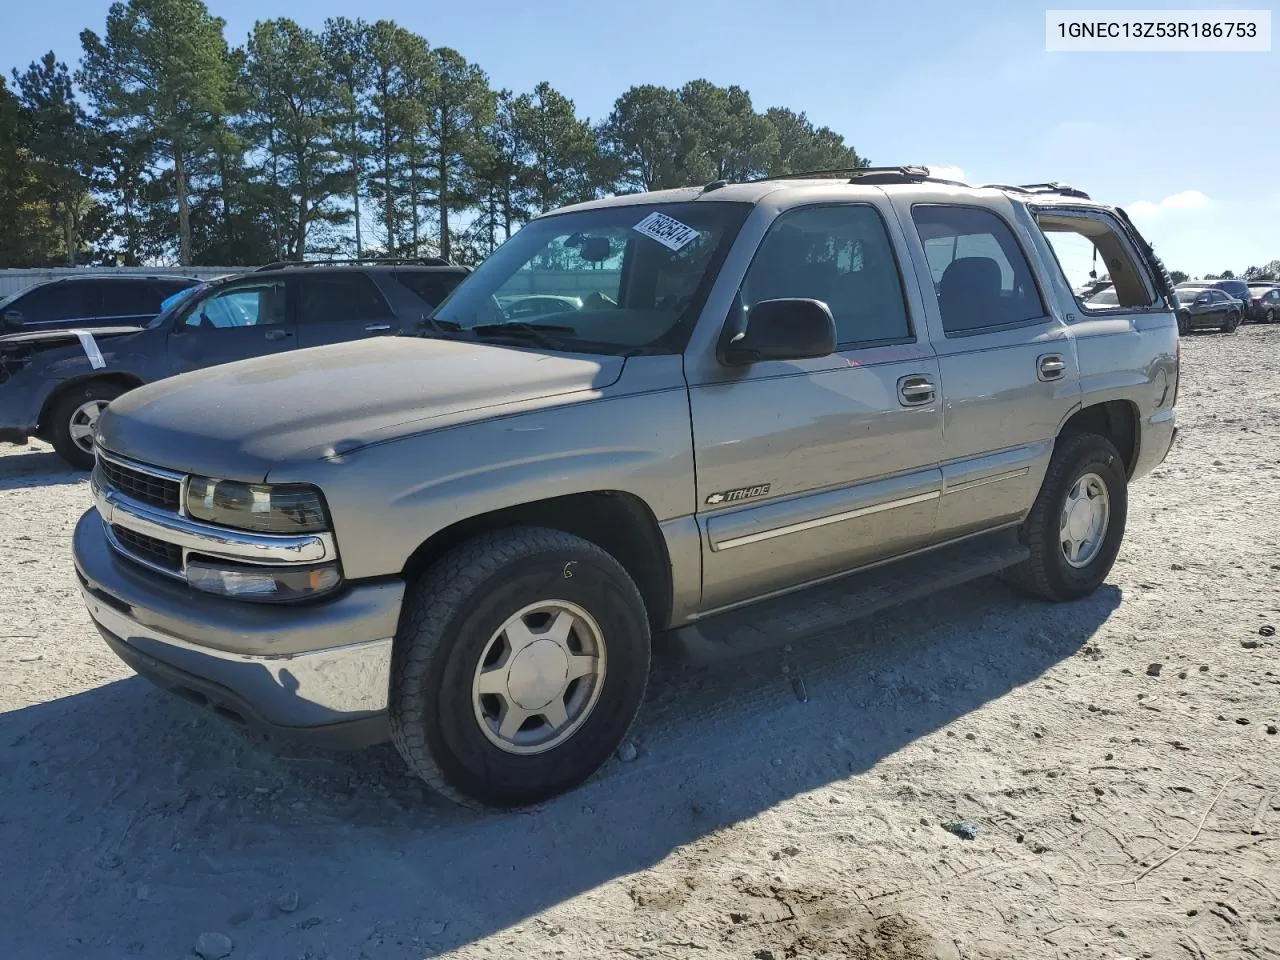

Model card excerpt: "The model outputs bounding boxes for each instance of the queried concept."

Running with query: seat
[938,256,1004,332]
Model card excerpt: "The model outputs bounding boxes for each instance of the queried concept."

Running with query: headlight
[185,477,329,534]
[186,559,342,602]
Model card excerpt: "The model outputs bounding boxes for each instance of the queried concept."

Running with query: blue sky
[7,0,1277,279]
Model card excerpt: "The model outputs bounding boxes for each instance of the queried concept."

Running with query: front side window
[297,273,393,323]
[185,282,287,329]
[912,205,1047,334]
[432,201,751,355]
[740,204,912,346]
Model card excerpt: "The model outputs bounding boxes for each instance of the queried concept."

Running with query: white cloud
[1128,190,1211,217]
[925,165,966,183]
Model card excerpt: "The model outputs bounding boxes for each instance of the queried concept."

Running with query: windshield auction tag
[74,330,106,370]
[633,212,701,252]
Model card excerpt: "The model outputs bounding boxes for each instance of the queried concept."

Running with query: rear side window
[394,271,467,309]
[741,204,912,347]
[101,281,163,317]
[297,273,394,323]
[11,282,97,321]
[912,205,1047,334]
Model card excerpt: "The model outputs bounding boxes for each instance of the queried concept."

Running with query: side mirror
[721,298,837,365]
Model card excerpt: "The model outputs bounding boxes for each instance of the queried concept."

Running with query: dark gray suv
[1,259,470,468]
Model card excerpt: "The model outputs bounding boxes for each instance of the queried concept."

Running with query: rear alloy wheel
[48,381,128,469]
[1223,311,1240,333]
[389,526,651,809]
[1005,431,1128,602]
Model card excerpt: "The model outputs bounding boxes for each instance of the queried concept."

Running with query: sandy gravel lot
[2,324,1278,960]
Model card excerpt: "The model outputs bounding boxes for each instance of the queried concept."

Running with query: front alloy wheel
[471,600,607,755]
[48,380,128,470]
[390,527,651,809]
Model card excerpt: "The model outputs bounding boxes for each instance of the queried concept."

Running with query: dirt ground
[2,324,1277,960]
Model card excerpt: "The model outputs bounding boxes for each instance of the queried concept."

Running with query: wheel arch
[1057,399,1140,478]
[37,372,145,436]
[400,490,675,632]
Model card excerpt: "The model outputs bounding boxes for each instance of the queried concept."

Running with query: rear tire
[1222,311,1240,333]
[389,527,651,809]
[48,380,127,470]
[1006,432,1128,602]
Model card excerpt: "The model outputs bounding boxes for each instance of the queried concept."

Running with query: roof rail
[254,256,455,272]
[982,182,1092,200]
[748,165,970,187]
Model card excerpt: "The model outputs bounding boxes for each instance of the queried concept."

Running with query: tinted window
[101,280,163,317]
[186,282,287,328]
[394,271,466,309]
[298,273,393,323]
[741,204,911,346]
[912,205,1047,334]
[10,282,96,321]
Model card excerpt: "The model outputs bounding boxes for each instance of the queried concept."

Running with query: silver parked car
[74,167,1180,809]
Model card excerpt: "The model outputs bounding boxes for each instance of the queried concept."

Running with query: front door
[167,278,296,374]
[688,202,944,612]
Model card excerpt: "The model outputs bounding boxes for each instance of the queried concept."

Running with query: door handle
[1038,354,1066,381]
[364,322,393,332]
[264,328,291,341]
[897,374,935,406]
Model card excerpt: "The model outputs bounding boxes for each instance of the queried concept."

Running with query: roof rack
[747,165,971,188]
[981,182,1092,200]
[254,256,455,272]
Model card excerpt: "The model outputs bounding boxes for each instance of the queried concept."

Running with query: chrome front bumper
[73,508,404,742]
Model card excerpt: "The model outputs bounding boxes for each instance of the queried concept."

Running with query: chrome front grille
[110,524,183,572]
[97,456,182,511]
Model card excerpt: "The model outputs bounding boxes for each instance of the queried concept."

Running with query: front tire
[389,527,651,809]
[1006,432,1128,602]
[48,380,128,470]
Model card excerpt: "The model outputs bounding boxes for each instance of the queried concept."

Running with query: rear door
[294,271,400,349]
[900,200,1078,540]
[166,277,296,374]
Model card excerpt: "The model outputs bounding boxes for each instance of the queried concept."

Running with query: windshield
[147,281,210,328]
[431,201,752,355]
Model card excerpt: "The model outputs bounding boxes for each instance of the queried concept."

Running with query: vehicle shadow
[0,577,1120,959]
[0,446,87,492]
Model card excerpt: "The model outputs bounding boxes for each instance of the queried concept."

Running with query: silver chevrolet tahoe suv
[73,167,1180,809]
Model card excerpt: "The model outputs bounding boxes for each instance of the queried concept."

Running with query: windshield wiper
[470,321,577,348]
[407,314,465,338]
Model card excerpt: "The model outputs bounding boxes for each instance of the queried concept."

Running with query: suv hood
[97,335,625,480]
